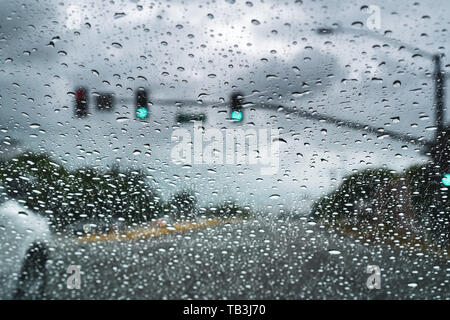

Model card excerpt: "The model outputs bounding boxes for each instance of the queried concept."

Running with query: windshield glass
[0,0,449,300]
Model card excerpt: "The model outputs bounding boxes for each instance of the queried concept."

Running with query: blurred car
[0,198,51,300]
[70,219,125,236]
[151,217,169,228]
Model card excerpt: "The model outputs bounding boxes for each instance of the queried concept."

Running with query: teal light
[442,174,450,187]
[230,110,243,122]
[136,106,148,119]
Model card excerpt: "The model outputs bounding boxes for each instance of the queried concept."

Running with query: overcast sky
[1,0,449,211]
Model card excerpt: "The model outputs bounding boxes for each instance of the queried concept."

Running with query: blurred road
[41,216,449,300]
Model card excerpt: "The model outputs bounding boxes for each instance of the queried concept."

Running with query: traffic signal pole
[316,25,447,171]
[431,55,449,172]
[434,54,446,136]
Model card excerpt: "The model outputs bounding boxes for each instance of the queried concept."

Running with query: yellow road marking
[78,218,242,243]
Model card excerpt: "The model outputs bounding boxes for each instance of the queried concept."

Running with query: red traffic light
[75,89,85,99]
[75,87,88,118]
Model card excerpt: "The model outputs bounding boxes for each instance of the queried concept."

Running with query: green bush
[0,152,163,230]
[204,201,251,219]
[0,152,253,232]
[311,165,450,246]
[311,168,397,222]
[404,164,450,245]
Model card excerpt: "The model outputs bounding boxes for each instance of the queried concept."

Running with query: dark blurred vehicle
[0,199,50,299]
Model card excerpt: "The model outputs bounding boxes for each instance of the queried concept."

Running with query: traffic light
[442,174,450,187]
[74,87,88,118]
[96,93,114,111]
[176,113,207,123]
[230,91,244,122]
[136,88,149,120]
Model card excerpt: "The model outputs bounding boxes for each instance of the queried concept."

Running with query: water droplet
[351,21,364,27]
[29,123,40,129]
[329,250,341,255]
[116,117,129,123]
[114,12,126,19]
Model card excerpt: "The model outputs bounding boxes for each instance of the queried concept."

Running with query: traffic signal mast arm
[128,96,433,147]
[315,24,447,166]
[259,102,431,147]
[74,90,434,148]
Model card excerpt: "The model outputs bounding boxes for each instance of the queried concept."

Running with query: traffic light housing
[96,93,115,112]
[230,91,244,122]
[74,87,88,118]
[136,88,149,120]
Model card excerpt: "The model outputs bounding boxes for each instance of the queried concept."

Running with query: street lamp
[316,24,448,171]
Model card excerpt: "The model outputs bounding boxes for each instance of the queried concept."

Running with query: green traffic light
[231,110,243,122]
[136,106,148,119]
[442,174,450,187]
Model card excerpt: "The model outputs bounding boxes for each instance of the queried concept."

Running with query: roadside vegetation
[0,152,252,233]
[310,166,450,256]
